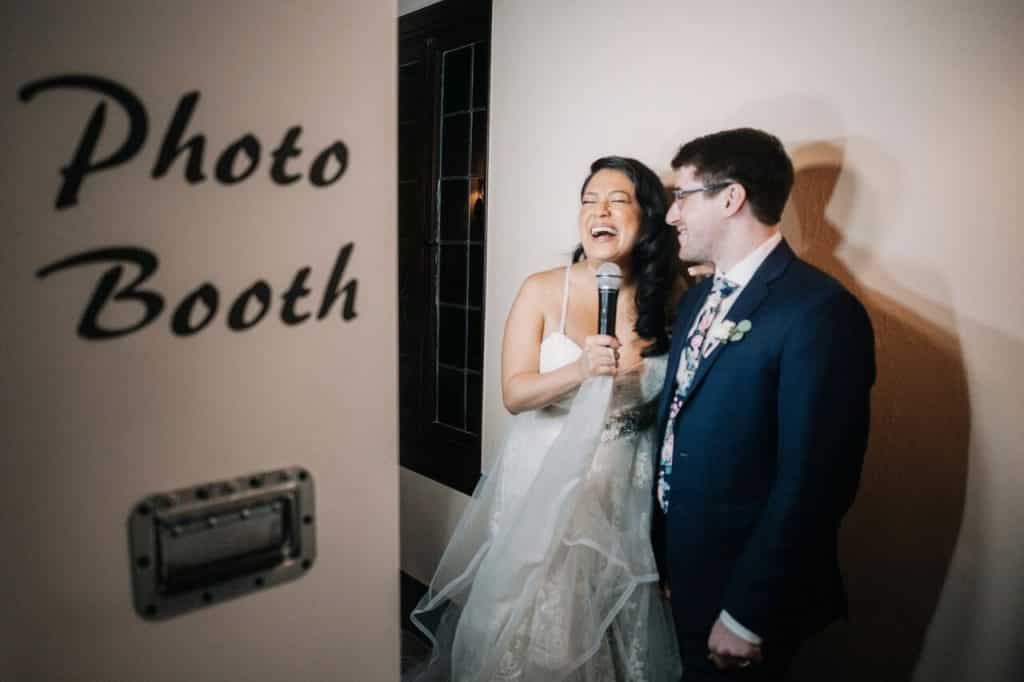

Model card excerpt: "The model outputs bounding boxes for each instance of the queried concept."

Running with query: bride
[409,156,684,681]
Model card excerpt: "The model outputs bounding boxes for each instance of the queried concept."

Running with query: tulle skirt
[407,376,681,682]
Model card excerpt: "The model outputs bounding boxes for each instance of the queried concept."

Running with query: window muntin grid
[434,41,487,434]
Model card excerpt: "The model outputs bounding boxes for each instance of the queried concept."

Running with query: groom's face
[667,165,721,264]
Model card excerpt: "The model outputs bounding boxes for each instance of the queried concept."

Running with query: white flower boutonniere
[709,320,736,343]
[710,319,753,344]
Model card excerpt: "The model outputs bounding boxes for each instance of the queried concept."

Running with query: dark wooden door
[398,0,491,494]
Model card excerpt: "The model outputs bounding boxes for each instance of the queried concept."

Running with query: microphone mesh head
[595,262,623,291]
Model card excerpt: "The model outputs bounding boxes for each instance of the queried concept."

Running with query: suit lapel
[681,240,796,406]
[657,279,711,435]
[678,279,711,343]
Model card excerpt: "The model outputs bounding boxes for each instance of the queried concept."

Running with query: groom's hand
[707,617,763,670]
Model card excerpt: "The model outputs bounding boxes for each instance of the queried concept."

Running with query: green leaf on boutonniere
[718,319,753,344]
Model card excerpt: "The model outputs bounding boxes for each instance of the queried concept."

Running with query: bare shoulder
[507,266,569,337]
[516,266,568,306]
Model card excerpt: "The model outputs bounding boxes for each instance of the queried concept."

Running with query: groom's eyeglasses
[670,181,736,204]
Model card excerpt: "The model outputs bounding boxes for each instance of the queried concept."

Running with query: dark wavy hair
[573,156,680,356]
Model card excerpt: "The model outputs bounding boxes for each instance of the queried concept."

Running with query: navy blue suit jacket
[653,239,875,642]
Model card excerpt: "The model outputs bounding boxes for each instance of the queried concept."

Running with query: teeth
[591,226,617,237]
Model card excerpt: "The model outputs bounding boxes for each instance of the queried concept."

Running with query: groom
[653,128,875,680]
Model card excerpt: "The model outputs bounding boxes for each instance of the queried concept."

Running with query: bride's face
[579,169,642,266]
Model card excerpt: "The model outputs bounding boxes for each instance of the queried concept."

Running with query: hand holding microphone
[577,262,622,380]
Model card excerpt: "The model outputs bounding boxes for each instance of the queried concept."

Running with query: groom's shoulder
[783,256,844,293]
[780,257,868,320]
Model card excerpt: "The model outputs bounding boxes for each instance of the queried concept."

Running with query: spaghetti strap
[558,265,571,334]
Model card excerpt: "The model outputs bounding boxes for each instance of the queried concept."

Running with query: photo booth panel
[2,1,398,680]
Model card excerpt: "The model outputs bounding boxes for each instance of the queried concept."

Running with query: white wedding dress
[409,267,681,682]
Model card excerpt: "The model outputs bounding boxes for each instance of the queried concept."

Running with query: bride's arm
[501,273,618,415]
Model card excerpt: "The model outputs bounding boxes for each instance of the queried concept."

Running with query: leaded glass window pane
[434,41,488,433]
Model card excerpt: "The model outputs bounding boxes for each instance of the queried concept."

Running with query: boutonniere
[709,319,753,344]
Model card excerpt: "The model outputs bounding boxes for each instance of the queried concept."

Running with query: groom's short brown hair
[671,128,794,226]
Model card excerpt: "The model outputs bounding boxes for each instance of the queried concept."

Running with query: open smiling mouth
[590,226,618,241]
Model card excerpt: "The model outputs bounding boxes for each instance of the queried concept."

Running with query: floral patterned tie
[656,275,739,513]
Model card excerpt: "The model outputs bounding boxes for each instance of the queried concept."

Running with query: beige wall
[1,1,398,680]
[402,1,1024,680]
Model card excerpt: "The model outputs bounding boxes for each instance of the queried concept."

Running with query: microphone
[595,262,622,336]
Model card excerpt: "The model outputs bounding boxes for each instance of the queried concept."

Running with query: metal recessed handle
[128,466,316,620]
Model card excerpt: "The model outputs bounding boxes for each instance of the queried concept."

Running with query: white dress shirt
[676,231,783,385]
[677,230,783,645]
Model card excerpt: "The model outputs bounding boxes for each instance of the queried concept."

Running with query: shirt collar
[717,231,783,289]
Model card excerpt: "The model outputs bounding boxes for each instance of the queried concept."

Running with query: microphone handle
[597,289,618,336]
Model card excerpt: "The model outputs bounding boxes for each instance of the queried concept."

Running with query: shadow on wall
[781,141,971,682]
